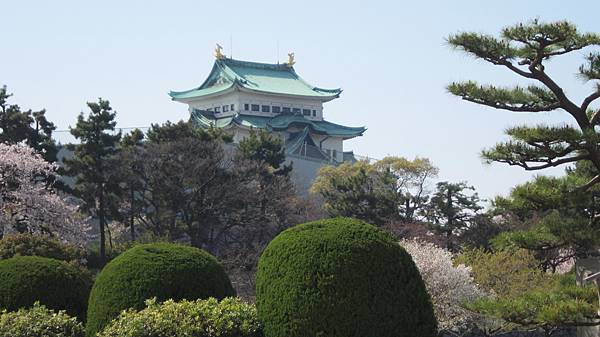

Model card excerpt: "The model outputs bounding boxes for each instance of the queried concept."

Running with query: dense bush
[98,297,262,337]
[86,243,235,336]
[0,256,91,320]
[0,302,84,337]
[0,233,85,264]
[256,217,437,337]
[456,248,546,298]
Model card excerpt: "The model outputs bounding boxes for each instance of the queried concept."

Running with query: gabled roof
[170,58,342,101]
[286,127,330,161]
[191,110,366,139]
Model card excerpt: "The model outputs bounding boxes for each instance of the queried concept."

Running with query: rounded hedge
[256,217,438,337]
[86,243,235,336]
[0,256,91,320]
[0,302,85,337]
[98,297,262,337]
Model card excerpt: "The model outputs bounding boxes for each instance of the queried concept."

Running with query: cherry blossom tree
[400,239,487,332]
[0,143,89,245]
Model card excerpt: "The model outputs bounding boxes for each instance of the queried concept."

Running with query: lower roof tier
[191,110,366,139]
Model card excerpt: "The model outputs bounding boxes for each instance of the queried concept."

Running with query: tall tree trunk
[446,188,453,250]
[99,189,106,264]
[130,187,135,242]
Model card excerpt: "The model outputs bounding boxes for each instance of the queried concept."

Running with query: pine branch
[483,126,588,170]
[448,81,560,112]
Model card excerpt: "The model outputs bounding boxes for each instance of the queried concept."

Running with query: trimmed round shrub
[98,297,262,337]
[0,233,85,264]
[86,243,235,336]
[0,302,84,337]
[256,217,438,337]
[0,256,91,320]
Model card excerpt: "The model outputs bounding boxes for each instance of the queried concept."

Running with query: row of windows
[205,103,318,117]
[243,104,317,117]
[207,104,235,113]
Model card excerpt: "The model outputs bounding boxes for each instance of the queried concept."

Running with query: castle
[169,46,366,191]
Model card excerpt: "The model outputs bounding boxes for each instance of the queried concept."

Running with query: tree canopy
[65,99,121,262]
[0,85,58,162]
[448,20,600,189]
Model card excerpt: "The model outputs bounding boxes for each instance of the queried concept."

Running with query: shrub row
[0,218,437,337]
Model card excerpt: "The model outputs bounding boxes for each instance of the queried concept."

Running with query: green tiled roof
[191,110,365,139]
[170,58,342,101]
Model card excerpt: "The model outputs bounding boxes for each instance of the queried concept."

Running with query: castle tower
[169,49,366,191]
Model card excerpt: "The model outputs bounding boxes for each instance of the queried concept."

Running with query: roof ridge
[220,58,289,71]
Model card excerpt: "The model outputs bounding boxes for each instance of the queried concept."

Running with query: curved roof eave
[169,82,237,101]
[236,86,340,102]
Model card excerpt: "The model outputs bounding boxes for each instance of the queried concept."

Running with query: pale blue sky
[2,0,599,200]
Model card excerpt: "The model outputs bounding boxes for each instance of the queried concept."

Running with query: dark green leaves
[482,125,586,170]
[447,81,559,112]
[447,33,517,65]
[580,53,600,81]
[449,20,600,69]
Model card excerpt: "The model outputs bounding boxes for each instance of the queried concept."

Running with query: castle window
[230,104,235,111]
[292,108,301,114]
[272,106,281,113]
[282,107,291,113]
[251,104,260,112]
[262,105,270,113]
[302,109,311,116]
[215,106,221,113]
[312,110,317,116]
[223,105,229,112]
[244,104,249,111]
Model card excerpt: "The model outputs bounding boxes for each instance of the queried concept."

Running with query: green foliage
[86,243,235,336]
[422,181,483,248]
[146,120,232,144]
[447,19,600,187]
[374,156,439,222]
[0,302,85,337]
[458,247,598,331]
[447,81,559,112]
[84,245,123,270]
[468,272,597,331]
[0,85,58,162]
[491,174,600,271]
[238,129,290,175]
[98,297,261,337]
[456,248,545,298]
[119,128,144,147]
[310,161,400,225]
[0,233,85,264]
[256,217,437,337]
[65,98,122,263]
[0,256,91,320]
[482,125,586,170]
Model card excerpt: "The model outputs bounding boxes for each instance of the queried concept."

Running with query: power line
[53,126,151,133]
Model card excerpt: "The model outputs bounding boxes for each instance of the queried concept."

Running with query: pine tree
[423,181,483,250]
[238,129,291,175]
[447,20,600,190]
[0,85,57,162]
[65,99,121,263]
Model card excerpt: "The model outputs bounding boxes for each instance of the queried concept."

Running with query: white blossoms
[400,239,486,331]
[0,143,89,245]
